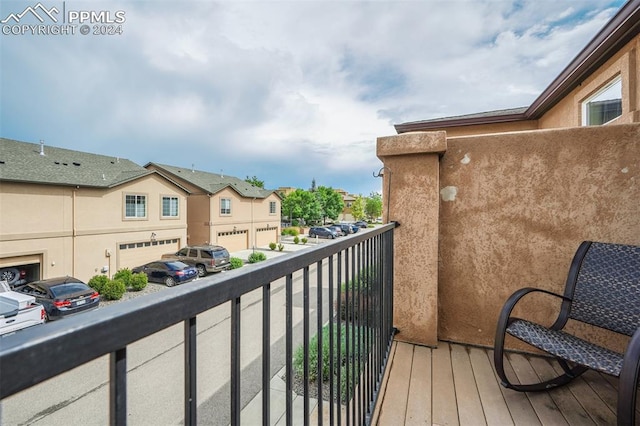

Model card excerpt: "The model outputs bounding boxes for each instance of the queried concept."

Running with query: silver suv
[162,245,231,277]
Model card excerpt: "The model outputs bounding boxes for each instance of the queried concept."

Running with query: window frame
[581,76,622,126]
[269,201,277,215]
[220,198,231,215]
[161,195,179,219]
[124,194,147,220]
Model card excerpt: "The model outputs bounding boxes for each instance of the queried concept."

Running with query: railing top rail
[0,223,396,399]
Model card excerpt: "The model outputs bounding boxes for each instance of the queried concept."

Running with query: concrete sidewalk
[229,237,318,263]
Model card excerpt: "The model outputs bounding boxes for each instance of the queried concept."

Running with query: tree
[365,192,382,221]
[282,189,322,225]
[316,186,344,224]
[245,176,264,188]
[351,195,366,221]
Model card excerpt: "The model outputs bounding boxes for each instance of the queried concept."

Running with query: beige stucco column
[377,131,447,347]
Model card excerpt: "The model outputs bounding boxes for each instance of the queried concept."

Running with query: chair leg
[495,344,588,392]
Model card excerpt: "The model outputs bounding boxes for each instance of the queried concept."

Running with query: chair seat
[507,319,624,376]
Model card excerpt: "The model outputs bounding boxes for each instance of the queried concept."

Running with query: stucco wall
[379,123,639,352]
[437,123,639,350]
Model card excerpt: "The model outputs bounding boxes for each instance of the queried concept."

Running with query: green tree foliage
[316,186,344,224]
[245,175,264,188]
[281,189,322,224]
[351,195,366,221]
[365,192,382,221]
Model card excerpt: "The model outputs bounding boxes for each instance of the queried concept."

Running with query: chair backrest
[569,241,640,336]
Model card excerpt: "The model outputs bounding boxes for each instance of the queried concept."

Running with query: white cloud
[0,0,625,195]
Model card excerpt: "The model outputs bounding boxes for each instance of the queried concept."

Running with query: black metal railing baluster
[231,297,241,426]
[328,255,335,426]
[184,316,197,426]
[336,251,343,426]
[316,260,323,426]
[110,347,127,426]
[262,283,271,426]
[303,266,310,426]
[286,273,293,426]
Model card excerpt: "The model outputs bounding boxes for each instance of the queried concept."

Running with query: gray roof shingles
[0,138,151,188]
[147,163,275,199]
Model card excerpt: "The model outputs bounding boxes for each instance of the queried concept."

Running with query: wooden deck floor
[373,341,639,425]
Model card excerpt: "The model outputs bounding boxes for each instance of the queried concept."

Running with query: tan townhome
[0,138,190,284]
[145,163,281,252]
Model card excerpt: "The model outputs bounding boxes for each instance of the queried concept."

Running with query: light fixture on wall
[150,232,157,242]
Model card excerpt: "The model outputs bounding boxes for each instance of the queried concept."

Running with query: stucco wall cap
[377,131,447,158]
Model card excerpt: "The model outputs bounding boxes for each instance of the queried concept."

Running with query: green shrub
[101,278,127,300]
[293,236,300,244]
[248,251,267,263]
[269,242,277,250]
[278,243,284,251]
[301,237,308,244]
[113,268,133,287]
[129,272,148,291]
[88,275,109,293]
[229,257,244,269]
[293,323,366,400]
[281,227,299,237]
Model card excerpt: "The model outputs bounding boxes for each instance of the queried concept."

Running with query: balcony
[0,224,397,425]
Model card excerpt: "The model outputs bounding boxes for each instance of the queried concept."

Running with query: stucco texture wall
[437,123,640,351]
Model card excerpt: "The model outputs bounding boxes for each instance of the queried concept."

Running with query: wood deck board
[375,341,629,426]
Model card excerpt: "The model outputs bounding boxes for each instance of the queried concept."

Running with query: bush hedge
[229,257,244,269]
[101,278,127,300]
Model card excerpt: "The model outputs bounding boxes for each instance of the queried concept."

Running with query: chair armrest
[500,287,568,325]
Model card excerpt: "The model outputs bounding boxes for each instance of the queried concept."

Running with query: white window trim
[220,198,231,215]
[124,194,147,219]
[161,195,179,218]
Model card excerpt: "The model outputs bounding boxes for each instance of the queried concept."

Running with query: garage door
[0,254,42,287]
[118,238,180,271]
[217,230,248,252]
[256,228,278,248]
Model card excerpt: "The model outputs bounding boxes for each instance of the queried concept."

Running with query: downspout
[72,187,77,277]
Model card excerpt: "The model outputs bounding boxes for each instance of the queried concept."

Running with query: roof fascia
[526,0,640,118]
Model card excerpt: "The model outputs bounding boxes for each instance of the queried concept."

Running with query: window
[125,195,146,218]
[582,77,622,126]
[220,198,231,215]
[269,201,277,214]
[162,196,179,217]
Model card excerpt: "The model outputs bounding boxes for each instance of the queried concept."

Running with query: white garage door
[118,238,181,271]
[256,228,278,248]
[217,230,248,252]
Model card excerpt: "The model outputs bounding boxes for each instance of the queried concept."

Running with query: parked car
[132,260,198,287]
[327,225,345,236]
[162,245,231,277]
[334,223,353,235]
[16,276,100,321]
[354,220,368,228]
[0,267,27,288]
[350,224,360,233]
[308,227,338,239]
[0,281,46,335]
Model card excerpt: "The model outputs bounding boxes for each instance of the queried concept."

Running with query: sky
[0,0,627,196]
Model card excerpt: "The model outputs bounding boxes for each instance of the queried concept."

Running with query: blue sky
[0,0,626,196]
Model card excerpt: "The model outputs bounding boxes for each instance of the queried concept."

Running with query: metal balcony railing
[0,222,397,426]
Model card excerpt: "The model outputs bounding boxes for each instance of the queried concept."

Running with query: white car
[0,281,46,336]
